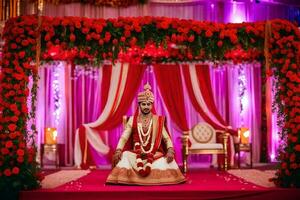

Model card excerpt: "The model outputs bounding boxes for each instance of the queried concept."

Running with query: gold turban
[137,83,154,103]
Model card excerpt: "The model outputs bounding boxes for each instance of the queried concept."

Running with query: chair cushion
[191,123,215,143]
[190,143,223,150]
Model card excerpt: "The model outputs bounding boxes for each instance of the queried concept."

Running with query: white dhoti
[106,151,186,185]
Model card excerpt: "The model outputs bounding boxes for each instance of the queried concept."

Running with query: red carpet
[20,169,300,200]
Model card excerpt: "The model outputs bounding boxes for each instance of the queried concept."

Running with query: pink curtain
[24,2,295,23]
[76,63,146,168]
[36,62,263,166]
[182,64,236,135]
[210,63,262,163]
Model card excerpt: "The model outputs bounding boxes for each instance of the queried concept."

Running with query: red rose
[230,35,238,44]
[4,169,11,177]
[79,50,85,58]
[13,73,24,81]
[28,155,33,163]
[14,110,21,116]
[294,145,300,152]
[21,104,28,113]
[21,40,29,46]
[120,36,126,43]
[11,116,18,122]
[290,163,297,169]
[17,149,25,156]
[19,142,25,148]
[124,30,131,38]
[18,51,25,59]
[86,34,91,41]
[82,27,90,34]
[44,34,51,41]
[98,39,104,46]
[10,43,17,49]
[5,141,13,148]
[17,156,24,163]
[281,162,287,169]
[1,148,9,155]
[9,132,16,139]
[160,21,169,30]
[104,32,111,42]
[290,153,296,162]
[112,39,118,45]
[134,26,141,32]
[12,167,20,175]
[36,172,45,181]
[70,34,76,42]
[10,104,18,111]
[130,37,137,46]
[8,124,17,131]
[75,21,81,29]
[23,63,32,69]
[28,147,35,155]
[95,25,103,33]
[188,35,195,43]
[291,136,297,143]
[283,169,290,176]
[93,33,100,40]
[205,30,213,37]
[217,40,223,47]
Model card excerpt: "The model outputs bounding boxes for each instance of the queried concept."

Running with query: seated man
[106,84,186,185]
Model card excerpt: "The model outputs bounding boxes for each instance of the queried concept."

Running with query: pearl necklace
[137,119,152,147]
[141,142,154,154]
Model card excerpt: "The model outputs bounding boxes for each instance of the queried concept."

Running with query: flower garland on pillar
[52,65,62,126]
[238,64,247,126]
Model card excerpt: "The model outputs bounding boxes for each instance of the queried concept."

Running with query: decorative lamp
[45,128,57,145]
[238,127,250,144]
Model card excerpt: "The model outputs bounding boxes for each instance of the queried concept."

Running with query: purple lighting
[225,1,247,23]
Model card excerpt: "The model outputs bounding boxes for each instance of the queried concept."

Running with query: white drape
[74,63,129,167]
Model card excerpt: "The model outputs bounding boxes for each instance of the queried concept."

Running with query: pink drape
[96,64,146,130]
[78,64,146,168]
[182,64,236,135]
[24,2,296,23]
[36,62,263,166]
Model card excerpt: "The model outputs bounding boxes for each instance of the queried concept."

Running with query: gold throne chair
[181,122,229,173]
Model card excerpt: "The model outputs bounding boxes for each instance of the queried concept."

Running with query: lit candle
[45,128,57,145]
[239,127,250,144]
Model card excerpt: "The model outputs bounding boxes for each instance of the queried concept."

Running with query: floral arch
[0,15,300,195]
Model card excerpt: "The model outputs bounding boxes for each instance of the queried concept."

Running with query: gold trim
[151,115,159,148]
[107,167,186,185]
[188,149,224,154]
[122,115,128,128]
[83,132,87,164]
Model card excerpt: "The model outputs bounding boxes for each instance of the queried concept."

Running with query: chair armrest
[215,130,225,134]
[221,132,230,151]
[217,131,229,139]
[181,134,189,147]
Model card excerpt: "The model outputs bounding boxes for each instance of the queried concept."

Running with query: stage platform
[20,168,300,200]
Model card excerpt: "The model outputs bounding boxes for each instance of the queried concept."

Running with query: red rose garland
[134,142,155,177]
